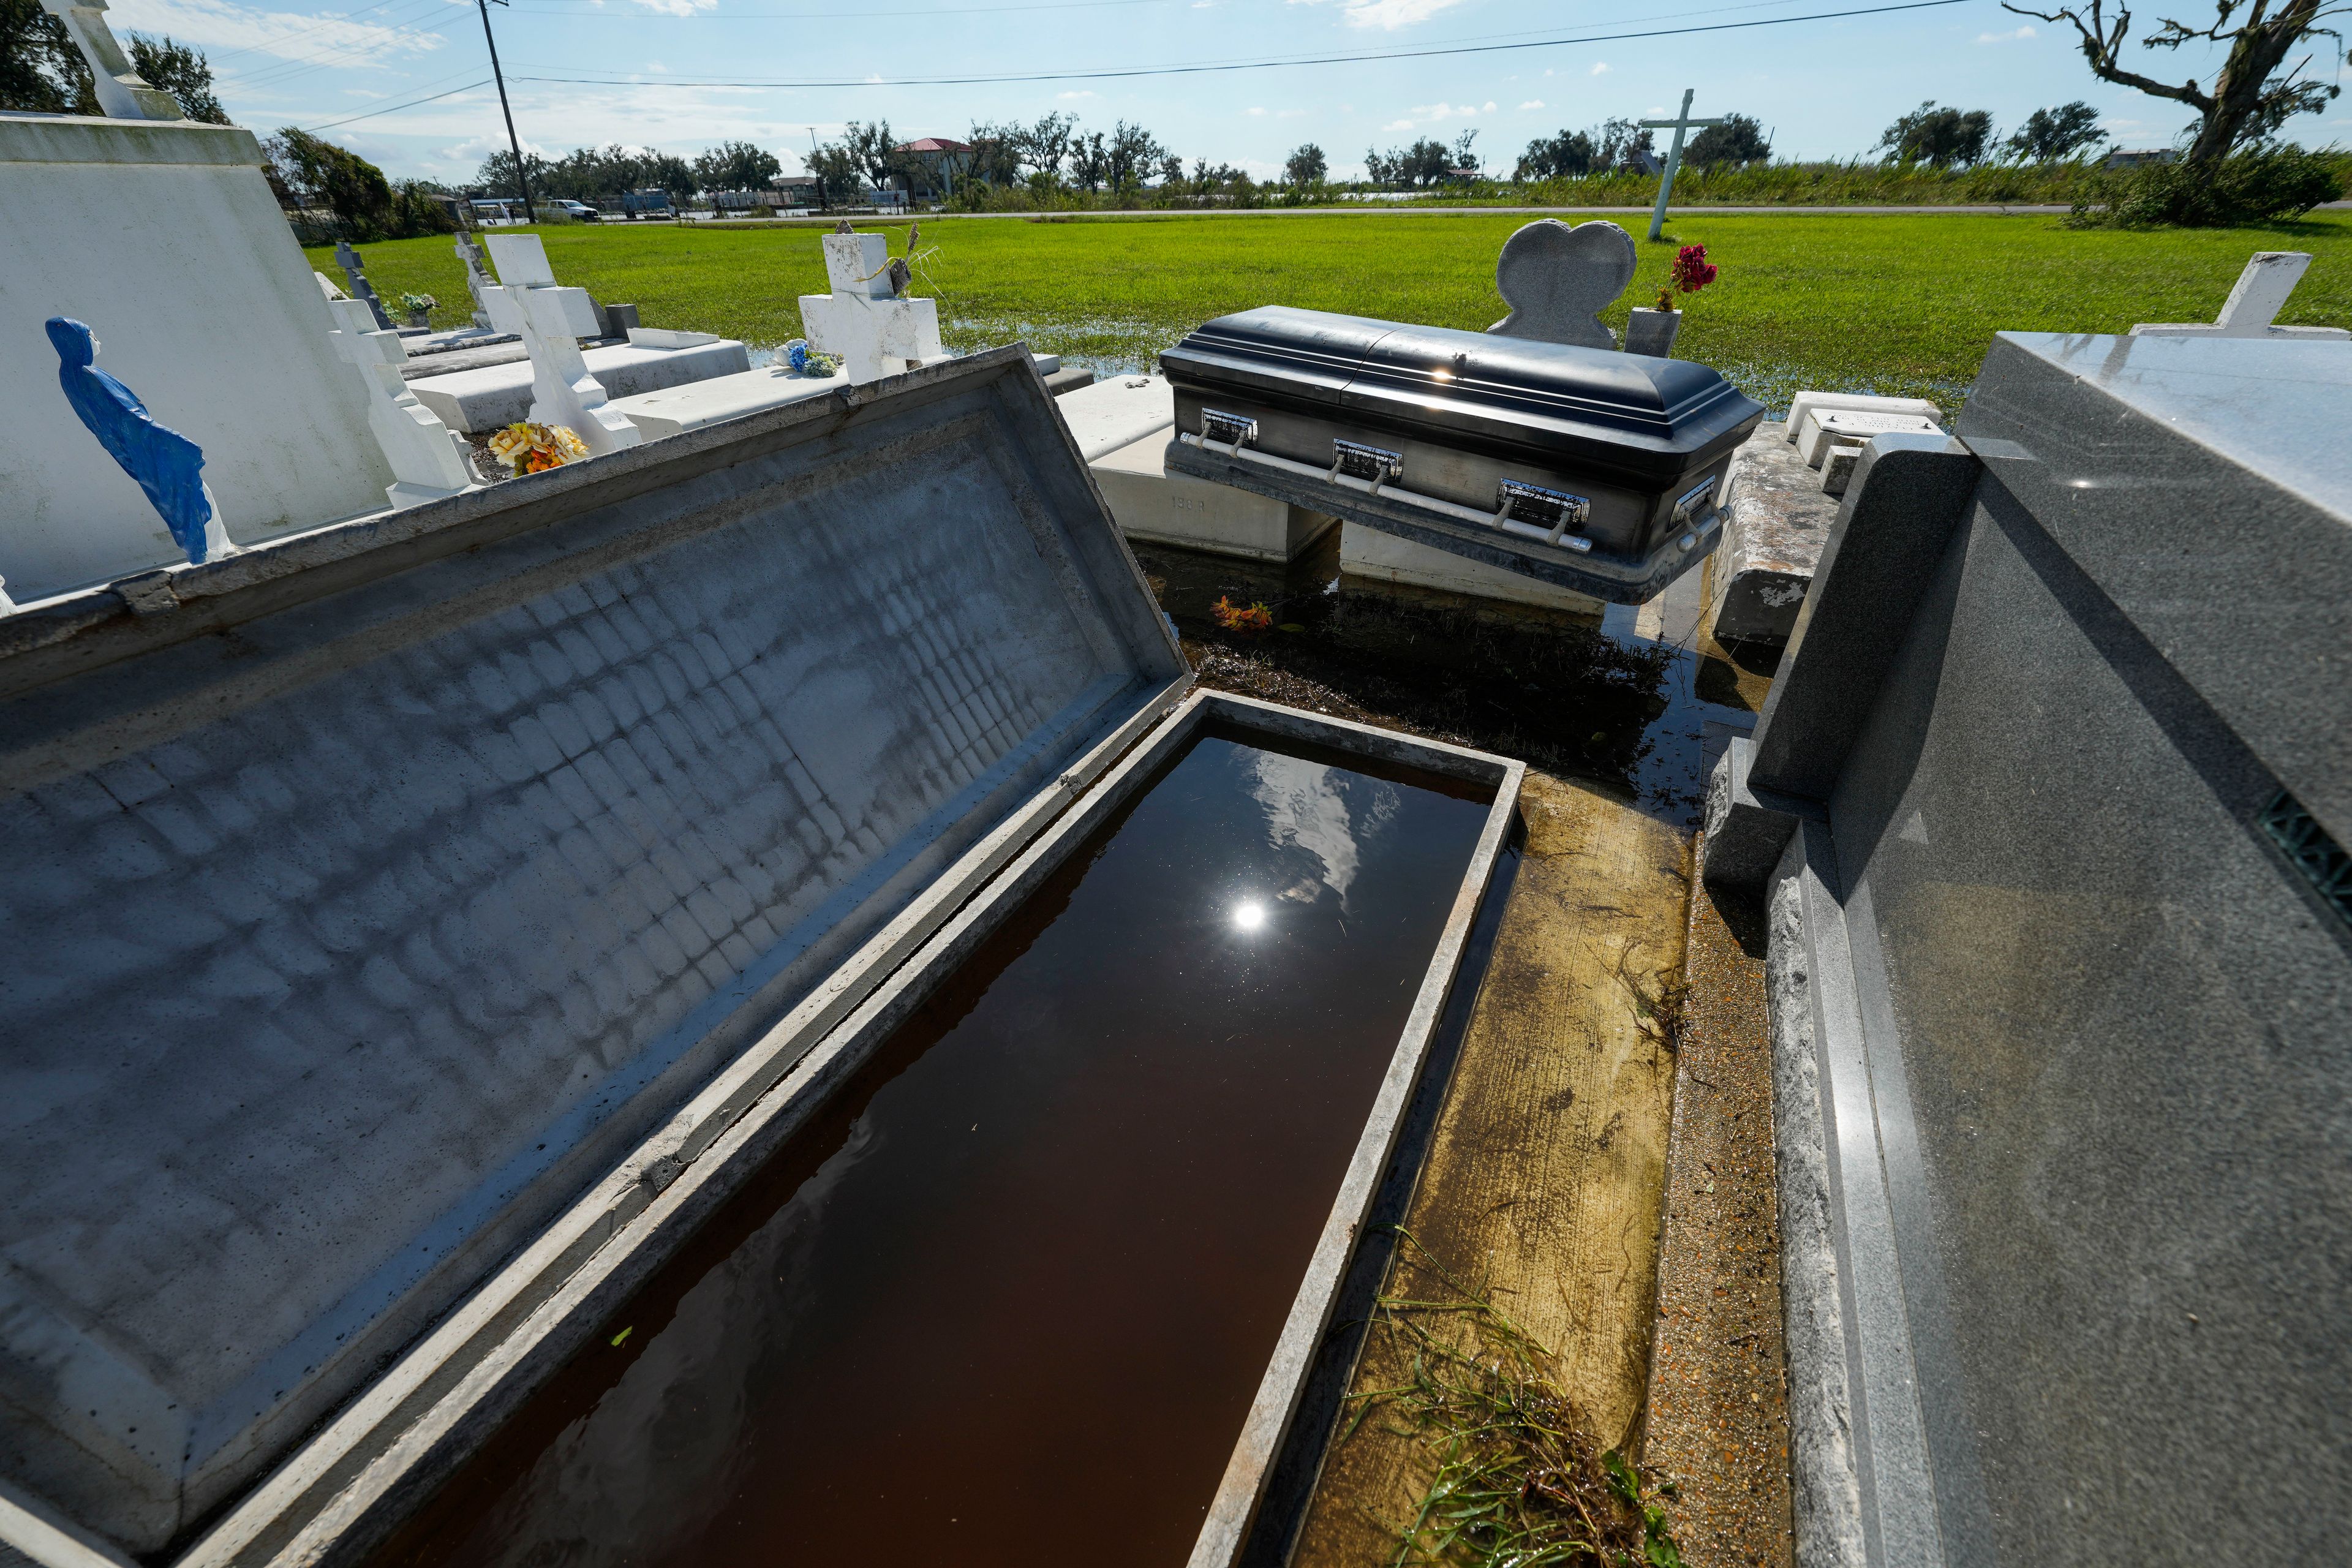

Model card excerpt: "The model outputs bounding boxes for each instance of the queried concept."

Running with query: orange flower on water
[1211,595,1275,633]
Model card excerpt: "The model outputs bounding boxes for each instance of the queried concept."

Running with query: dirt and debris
[1639,873,1795,1568]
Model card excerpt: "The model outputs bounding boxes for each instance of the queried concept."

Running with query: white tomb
[609,364,848,439]
[1340,525,1605,614]
[1800,409,1944,468]
[325,296,480,508]
[407,338,753,433]
[1784,391,1943,462]
[480,233,641,454]
[798,232,952,384]
[2132,251,2349,341]
[1,107,401,601]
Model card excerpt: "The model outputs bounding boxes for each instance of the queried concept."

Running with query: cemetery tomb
[361,714,1510,1568]
[0,347,1524,1567]
[1161,307,1764,603]
[1703,330,2351,1565]
[404,337,753,434]
[1,110,399,600]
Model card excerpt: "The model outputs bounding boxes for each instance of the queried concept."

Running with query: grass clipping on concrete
[1349,1231,1684,1568]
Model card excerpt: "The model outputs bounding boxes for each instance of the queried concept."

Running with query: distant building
[892,137,973,203]
[772,172,823,206]
[2105,148,2177,170]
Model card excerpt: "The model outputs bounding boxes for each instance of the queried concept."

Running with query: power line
[505,0,1971,89]
[302,77,492,128]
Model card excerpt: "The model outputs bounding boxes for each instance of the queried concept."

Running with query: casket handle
[1178,434,1594,554]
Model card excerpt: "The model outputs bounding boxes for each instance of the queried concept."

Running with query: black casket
[1160,307,1766,603]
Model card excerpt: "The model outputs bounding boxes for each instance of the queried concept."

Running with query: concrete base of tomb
[1341,522,1608,614]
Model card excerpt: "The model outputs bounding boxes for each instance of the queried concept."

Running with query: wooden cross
[1638,89,1722,241]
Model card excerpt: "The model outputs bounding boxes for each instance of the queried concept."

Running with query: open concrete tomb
[0,349,1520,1567]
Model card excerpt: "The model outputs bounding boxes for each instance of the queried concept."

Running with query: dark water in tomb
[372,727,1494,1568]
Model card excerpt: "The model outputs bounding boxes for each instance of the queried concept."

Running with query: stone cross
[334,241,396,332]
[482,233,641,454]
[2130,252,2350,341]
[1638,89,1724,241]
[455,229,497,330]
[1486,219,1637,350]
[797,232,945,385]
[325,296,480,508]
[37,0,182,119]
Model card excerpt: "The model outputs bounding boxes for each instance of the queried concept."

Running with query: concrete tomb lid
[0,347,1185,1556]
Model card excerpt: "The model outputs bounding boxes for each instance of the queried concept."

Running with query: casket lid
[1161,306,1763,478]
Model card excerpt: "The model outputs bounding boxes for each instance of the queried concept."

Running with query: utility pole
[475,0,533,222]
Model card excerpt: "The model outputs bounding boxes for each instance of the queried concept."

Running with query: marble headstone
[1486,219,1637,350]
[324,295,479,507]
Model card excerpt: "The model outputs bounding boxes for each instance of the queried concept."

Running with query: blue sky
[108,0,2351,184]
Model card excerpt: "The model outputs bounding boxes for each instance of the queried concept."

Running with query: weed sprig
[1350,1231,1683,1568]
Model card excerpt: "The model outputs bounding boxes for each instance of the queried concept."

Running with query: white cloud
[1482,100,1495,111]
[1589,61,1610,75]
[109,0,443,67]
[1383,118,1415,130]
[1057,89,1098,99]
[1340,0,1473,28]
[1246,105,1269,116]
[1976,23,2034,41]
[1518,100,1544,110]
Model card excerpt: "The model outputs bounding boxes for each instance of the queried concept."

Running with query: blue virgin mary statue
[47,317,221,566]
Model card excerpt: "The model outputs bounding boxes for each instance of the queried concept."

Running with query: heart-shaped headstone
[1487,219,1637,350]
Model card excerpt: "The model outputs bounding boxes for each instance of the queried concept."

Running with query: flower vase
[1624,307,1682,358]
[405,309,432,330]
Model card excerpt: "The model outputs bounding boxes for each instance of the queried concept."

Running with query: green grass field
[315,211,2352,410]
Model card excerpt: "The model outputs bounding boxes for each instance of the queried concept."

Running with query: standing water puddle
[371,728,1494,1568]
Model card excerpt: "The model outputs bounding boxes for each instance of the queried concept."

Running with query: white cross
[1639,89,1724,242]
[325,296,480,509]
[797,232,947,385]
[2130,252,2350,341]
[483,234,642,454]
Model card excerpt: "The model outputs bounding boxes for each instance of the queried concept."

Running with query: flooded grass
[368,730,1494,1568]
[315,213,2352,413]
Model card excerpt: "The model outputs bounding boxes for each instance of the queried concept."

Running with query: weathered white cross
[1638,89,1722,242]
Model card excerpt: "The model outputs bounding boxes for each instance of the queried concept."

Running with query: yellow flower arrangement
[487,421,589,478]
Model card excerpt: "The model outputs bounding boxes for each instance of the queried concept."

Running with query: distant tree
[1016,111,1076,176]
[1364,146,1399,186]
[1106,120,1167,187]
[1516,128,1596,180]
[473,146,552,202]
[2008,100,2109,159]
[1450,128,1480,176]
[1879,100,1996,165]
[693,139,780,194]
[805,141,863,204]
[1404,137,1453,185]
[2004,0,2343,164]
[1596,117,1656,168]
[1284,141,1327,186]
[1071,129,1109,190]
[837,120,907,190]
[965,121,1025,185]
[126,32,226,123]
[271,127,393,233]
[1158,150,1186,185]
[1,0,94,113]
[1686,111,1771,167]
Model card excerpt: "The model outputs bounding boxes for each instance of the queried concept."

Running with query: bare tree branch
[2002,2,2214,108]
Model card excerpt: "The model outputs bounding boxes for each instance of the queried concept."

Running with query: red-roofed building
[893,137,973,203]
